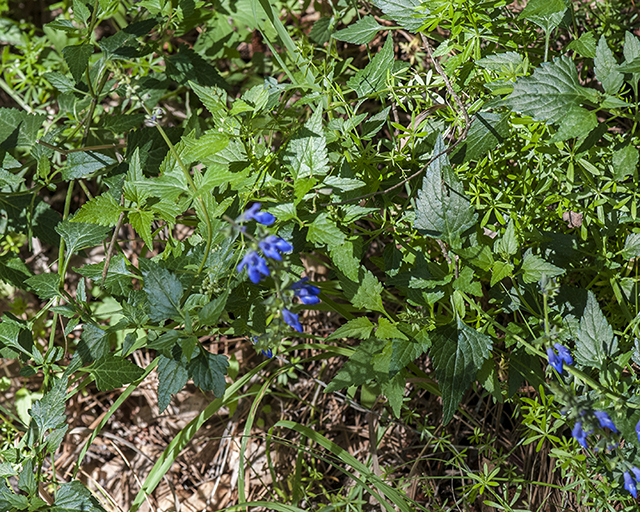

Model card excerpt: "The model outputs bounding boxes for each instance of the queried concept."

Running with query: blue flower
[262,348,273,358]
[632,467,640,482]
[547,347,564,374]
[572,421,588,449]
[636,419,640,445]
[291,277,321,305]
[282,308,302,332]
[624,471,638,498]
[554,343,574,366]
[240,203,275,225]
[259,235,293,261]
[594,411,618,433]
[237,251,270,283]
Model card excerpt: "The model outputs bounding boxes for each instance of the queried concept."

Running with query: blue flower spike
[262,348,273,358]
[594,411,618,433]
[636,419,640,445]
[624,471,638,498]
[554,343,574,366]
[547,347,564,374]
[547,343,573,374]
[572,421,588,449]
[291,277,321,305]
[282,308,303,333]
[259,235,293,261]
[240,203,275,225]
[237,251,270,283]
[632,467,640,482]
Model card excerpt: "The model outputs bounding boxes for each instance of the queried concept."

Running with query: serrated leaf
[389,338,429,378]
[612,144,639,181]
[62,44,92,83]
[24,273,60,300]
[62,151,116,180]
[575,291,617,367]
[18,458,36,495]
[371,0,424,32]
[455,245,494,271]
[567,31,596,58]
[157,354,188,413]
[183,130,229,165]
[347,35,394,98]
[72,0,91,24]
[56,220,110,255]
[476,51,524,73]
[333,16,385,45]
[549,106,598,142]
[414,135,477,248]
[453,266,482,296]
[75,254,135,296]
[310,17,333,45]
[519,0,566,19]
[128,209,155,248]
[143,265,183,323]
[101,113,147,133]
[431,319,492,424]
[0,108,45,149]
[520,250,564,283]
[622,233,640,259]
[308,213,345,247]
[43,71,77,93]
[0,318,32,357]
[189,350,228,396]
[595,37,623,95]
[198,293,228,325]
[285,108,328,180]
[490,261,514,287]
[325,337,387,392]
[54,480,107,512]
[330,240,360,281]
[505,56,595,125]
[166,45,227,89]
[351,269,384,313]
[455,112,509,162]
[329,317,375,339]
[91,353,144,391]
[73,193,122,226]
[381,372,405,418]
[77,323,110,364]
[495,220,518,257]
[29,377,67,435]
[376,318,408,340]
[361,106,391,139]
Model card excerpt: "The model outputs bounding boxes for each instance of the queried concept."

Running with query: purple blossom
[624,471,638,498]
[291,277,321,305]
[572,421,588,449]
[282,308,302,333]
[240,203,275,225]
[554,343,574,366]
[259,235,293,261]
[594,411,618,433]
[547,347,563,374]
[636,419,640,445]
[237,251,270,283]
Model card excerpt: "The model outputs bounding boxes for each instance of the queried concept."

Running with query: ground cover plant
[0,0,640,510]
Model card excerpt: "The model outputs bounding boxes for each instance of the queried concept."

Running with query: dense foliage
[0,0,640,509]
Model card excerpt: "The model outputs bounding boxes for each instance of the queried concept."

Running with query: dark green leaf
[285,108,329,180]
[62,44,93,82]
[189,350,229,396]
[43,71,76,93]
[371,0,424,32]
[73,193,122,226]
[329,317,375,340]
[347,35,394,98]
[29,377,67,435]
[520,249,564,283]
[622,233,640,259]
[350,269,384,313]
[310,17,333,45]
[334,16,385,45]
[0,108,45,149]
[595,37,623,95]
[143,264,184,323]
[91,353,145,391]
[0,255,34,289]
[575,291,617,367]
[52,480,107,512]
[567,31,596,58]
[454,112,510,162]
[308,213,345,247]
[431,319,492,424]
[325,338,387,392]
[166,45,227,89]
[18,458,36,496]
[0,318,32,357]
[361,106,390,139]
[157,354,188,413]
[389,338,429,378]
[24,273,61,300]
[101,113,147,133]
[414,135,477,248]
[75,254,135,296]
[62,151,116,180]
[612,144,639,181]
[198,293,228,325]
[519,0,566,19]
[56,220,110,255]
[549,106,598,142]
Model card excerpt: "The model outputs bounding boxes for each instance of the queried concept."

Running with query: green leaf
[29,377,67,435]
[75,254,135,296]
[455,245,494,271]
[505,56,595,125]
[182,130,229,166]
[72,0,91,24]
[371,0,424,32]
[101,113,147,133]
[388,338,429,377]
[189,350,229,397]
[308,213,345,247]
[128,209,155,249]
[381,372,405,418]
[520,249,564,283]
[166,45,227,89]
[56,220,110,255]
[454,112,510,162]
[329,317,375,339]
[77,324,110,364]
[622,233,640,259]
[330,240,360,281]
[347,35,394,98]
[25,273,60,300]
[567,31,596,58]
[575,291,617,367]
[595,37,624,95]
[18,458,36,496]
[62,44,93,82]
[0,108,45,149]
[430,319,492,424]
[351,269,385,313]
[285,108,329,180]
[310,17,333,45]
[333,16,385,45]
[495,220,518,257]
[157,354,188,413]
[453,266,482,296]
[198,293,228,325]
[376,318,408,340]
[43,71,77,93]
[143,264,184,323]
[490,261,514,287]
[414,135,477,248]
[53,480,107,512]
[72,193,122,226]
[91,353,145,391]
[612,144,639,181]
[62,151,116,180]
[476,51,524,73]
[361,106,391,139]
[549,107,598,142]
[519,0,566,19]
[0,318,33,357]
[325,337,387,392]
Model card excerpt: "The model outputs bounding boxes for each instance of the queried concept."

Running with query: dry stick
[321,33,471,208]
